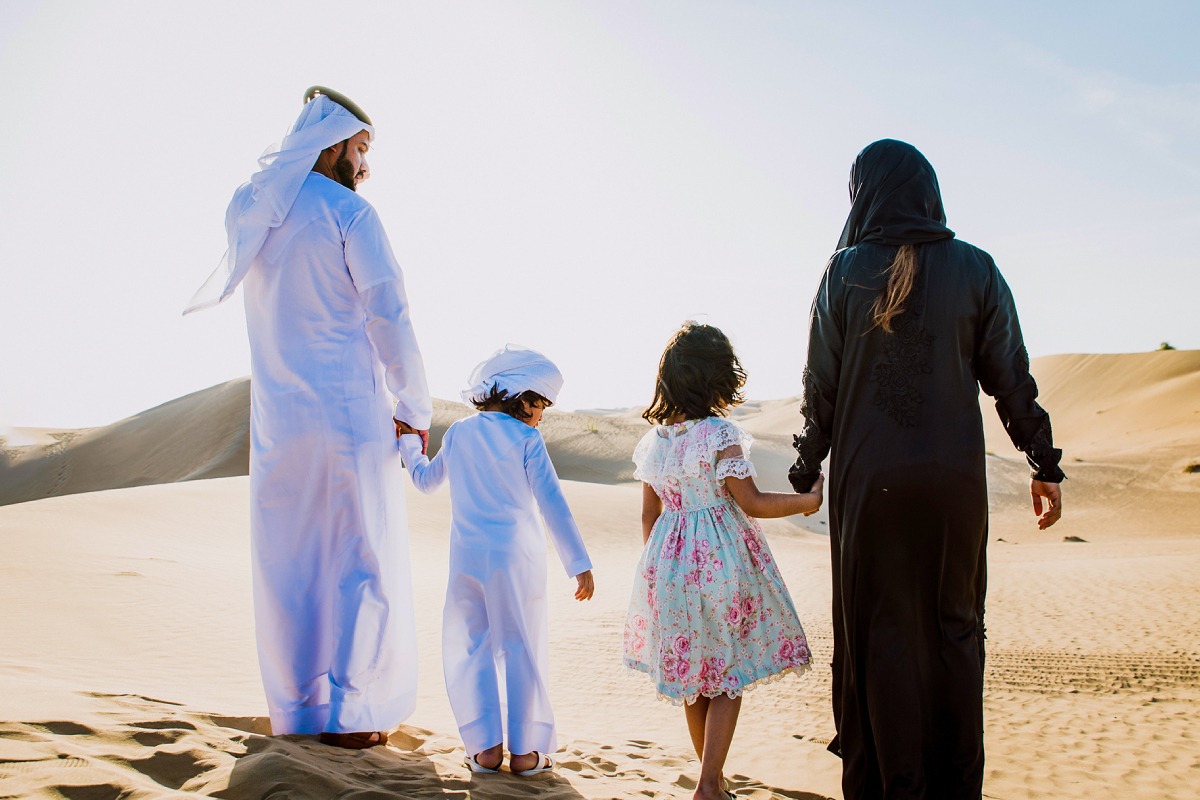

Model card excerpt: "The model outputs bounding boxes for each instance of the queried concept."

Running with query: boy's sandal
[514,751,555,776]
[464,752,501,773]
[318,731,388,749]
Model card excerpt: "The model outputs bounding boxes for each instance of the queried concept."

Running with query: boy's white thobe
[243,171,431,735]
[398,412,591,756]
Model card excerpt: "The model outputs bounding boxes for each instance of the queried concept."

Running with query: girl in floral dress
[624,323,823,800]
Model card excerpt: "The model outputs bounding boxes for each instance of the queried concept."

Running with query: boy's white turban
[462,344,564,406]
[184,90,373,314]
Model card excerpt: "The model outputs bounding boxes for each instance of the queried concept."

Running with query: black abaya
[790,140,1064,800]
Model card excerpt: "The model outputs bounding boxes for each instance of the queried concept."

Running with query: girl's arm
[719,445,824,519]
[641,482,662,545]
[525,435,593,580]
[397,433,448,494]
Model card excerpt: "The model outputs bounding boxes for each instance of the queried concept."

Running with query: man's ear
[313,144,335,170]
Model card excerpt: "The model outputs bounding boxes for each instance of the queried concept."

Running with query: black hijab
[837,139,955,249]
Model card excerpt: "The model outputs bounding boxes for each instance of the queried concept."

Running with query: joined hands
[394,418,429,455]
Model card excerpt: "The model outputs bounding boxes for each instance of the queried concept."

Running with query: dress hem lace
[623,660,812,707]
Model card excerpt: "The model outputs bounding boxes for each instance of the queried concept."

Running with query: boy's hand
[394,419,430,454]
[574,570,594,601]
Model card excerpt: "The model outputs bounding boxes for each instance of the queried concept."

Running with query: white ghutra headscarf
[462,344,564,406]
[183,93,373,314]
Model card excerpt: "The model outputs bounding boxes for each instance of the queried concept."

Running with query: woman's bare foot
[693,781,733,800]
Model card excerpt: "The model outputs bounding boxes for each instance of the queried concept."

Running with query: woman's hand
[1031,479,1062,529]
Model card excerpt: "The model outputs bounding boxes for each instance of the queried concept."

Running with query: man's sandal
[318,731,388,749]
[514,751,555,776]
[464,752,502,773]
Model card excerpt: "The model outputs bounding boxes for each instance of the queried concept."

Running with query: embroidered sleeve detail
[1023,415,1066,483]
[791,369,830,492]
[715,456,756,481]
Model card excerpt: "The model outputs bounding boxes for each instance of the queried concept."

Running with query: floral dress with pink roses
[623,416,811,704]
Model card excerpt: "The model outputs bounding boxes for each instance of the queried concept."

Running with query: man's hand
[394,419,430,455]
[1031,479,1063,530]
[574,570,595,601]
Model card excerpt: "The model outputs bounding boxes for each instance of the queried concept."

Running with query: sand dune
[979,350,1200,466]
[1,350,1198,798]
[0,379,252,507]
[0,381,798,506]
[980,351,1200,541]
[4,351,1197,505]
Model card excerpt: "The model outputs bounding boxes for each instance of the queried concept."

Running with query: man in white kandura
[185,86,431,748]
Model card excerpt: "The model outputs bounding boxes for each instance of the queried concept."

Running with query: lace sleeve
[632,428,661,483]
[715,456,757,481]
[708,418,753,458]
[712,420,756,481]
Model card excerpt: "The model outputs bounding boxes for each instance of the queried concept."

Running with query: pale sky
[2,1,1197,428]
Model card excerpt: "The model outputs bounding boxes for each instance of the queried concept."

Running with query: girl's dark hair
[643,323,746,425]
[473,385,550,421]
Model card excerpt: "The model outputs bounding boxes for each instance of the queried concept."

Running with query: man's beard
[333,156,358,192]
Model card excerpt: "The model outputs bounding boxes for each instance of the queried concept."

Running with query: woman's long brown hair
[871,244,919,333]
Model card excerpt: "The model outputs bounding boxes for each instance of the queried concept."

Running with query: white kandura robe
[397,413,592,756]
[242,171,432,735]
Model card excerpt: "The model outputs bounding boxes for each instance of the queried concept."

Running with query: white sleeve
[525,435,592,578]
[361,280,433,429]
[398,433,447,494]
[344,203,432,429]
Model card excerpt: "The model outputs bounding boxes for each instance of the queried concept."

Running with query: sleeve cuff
[397,433,424,464]
[564,557,593,578]
[394,402,432,430]
[1031,463,1066,483]
[788,469,821,494]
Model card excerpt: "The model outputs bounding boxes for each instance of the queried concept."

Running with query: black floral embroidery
[790,366,829,492]
[1015,345,1031,375]
[1023,415,1065,482]
[871,313,934,427]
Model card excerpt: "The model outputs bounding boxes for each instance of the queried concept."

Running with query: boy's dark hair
[473,385,551,421]
[643,323,746,425]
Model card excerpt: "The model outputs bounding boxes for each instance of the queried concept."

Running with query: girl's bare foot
[693,781,734,800]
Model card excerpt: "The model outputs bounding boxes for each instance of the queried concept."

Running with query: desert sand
[1,351,1198,799]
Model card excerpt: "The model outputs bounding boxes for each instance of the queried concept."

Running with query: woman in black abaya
[790,140,1064,800]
